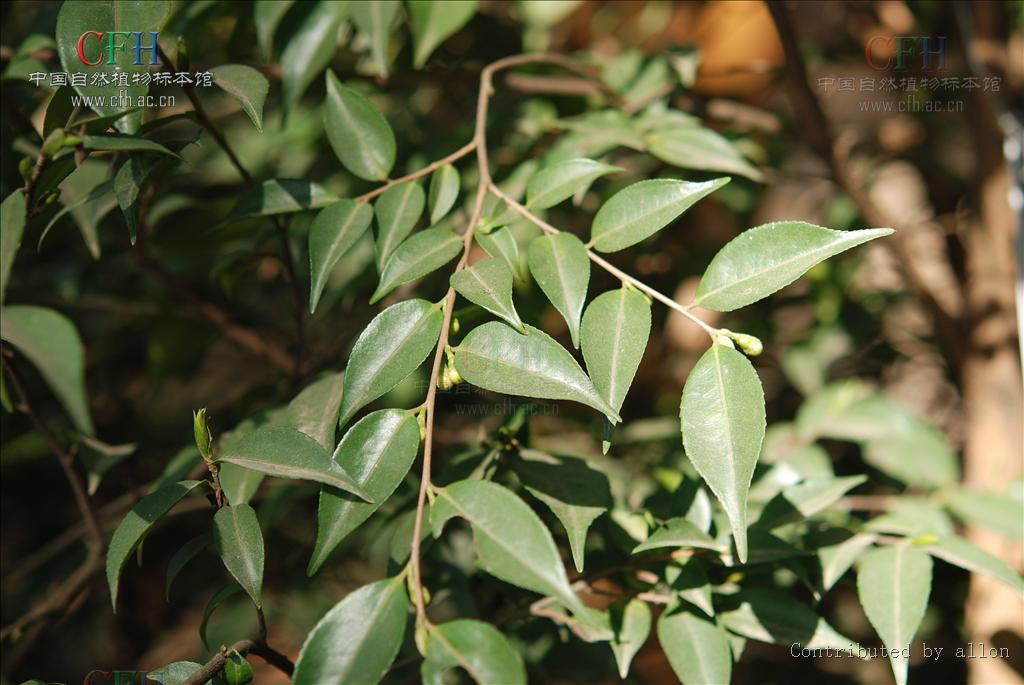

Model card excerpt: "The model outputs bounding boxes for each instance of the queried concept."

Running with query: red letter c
[865,35,893,71]
[76,31,104,66]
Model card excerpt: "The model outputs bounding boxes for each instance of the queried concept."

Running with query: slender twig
[157,47,306,379]
[489,185,720,339]
[354,140,478,204]
[182,638,294,685]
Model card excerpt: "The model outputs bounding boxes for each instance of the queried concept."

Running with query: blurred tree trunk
[961,6,1024,684]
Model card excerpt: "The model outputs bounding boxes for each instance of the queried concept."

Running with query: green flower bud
[193,408,213,463]
[223,650,253,685]
[19,156,34,181]
[40,129,65,157]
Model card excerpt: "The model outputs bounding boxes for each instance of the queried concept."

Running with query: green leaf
[338,299,444,427]
[55,0,169,133]
[857,546,932,685]
[589,178,728,253]
[431,480,604,636]
[254,0,294,59]
[477,226,522,280]
[106,480,204,611]
[293,578,409,683]
[147,661,202,685]
[646,126,763,181]
[221,179,339,224]
[1,305,94,435]
[325,72,396,182]
[450,258,524,332]
[165,532,211,600]
[527,158,621,210]
[581,287,651,419]
[0,191,26,306]
[814,530,874,593]
[114,154,160,245]
[527,233,590,348]
[666,559,714,617]
[610,599,651,679]
[288,372,346,450]
[408,0,478,68]
[83,134,179,157]
[212,504,264,605]
[516,450,612,572]
[309,409,420,575]
[375,181,426,271]
[212,65,269,131]
[308,200,374,313]
[925,536,1024,595]
[945,487,1024,540]
[350,1,400,77]
[632,517,720,554]
[658,604,732,685]
[719,589,860,653]
[200,584,244,648]
[428,164,460,225]
[754,475,866,530]
[224,651,254,685]
[454,322,620,421]
[216,427,370,499]
[280,1,346,112]
[422,619,526,685]
[679,343,766,562]
[693,222,894,311]
[371,227,462,303]
[217,407,290,505]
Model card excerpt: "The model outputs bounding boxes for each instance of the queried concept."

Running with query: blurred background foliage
[1,1,1021,683]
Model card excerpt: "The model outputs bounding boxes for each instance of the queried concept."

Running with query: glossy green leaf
[450,257,524,332]
[432,479,604,636]
[224,652,253,685]
[679,343,765,562]
[55,0,169,133]
[338,299,444,426]
[217,427,370,499]
[945,487,1024,540]
[658,605,732,685]
[527,233,589,348]
[633,517,720,554]
[293,578,408,684]
[113,154,161,245]
[288,372,346,450]
[857,546,932,685]
[666,559,714,617]
[375,181,426,271]
[83,134,179,157]
[0,191,26,306]
[408,0,478,68]
[646,126,763,180]
[864,498,955,538]
[280,2,346,112]
[107,480,204,611]
[309,409,420,575]
[309,200,374,313]
[516,450,611,572]
[217,407,290,505]
[454,322,620,421]
[422,619,526,685]
[212,504,264,605]
[221,179,338,225]
[477,226,522,280]
[41,166,113,259]
[925,536,1024,595]
[254,0,294,59]
[371,227,462,303]
[527,158,621,210]
[165,532,211,600]
[146,661,202,685]
[428,164,460,225]
[589,178,728,253]
[581,288,651,419]
[693,222,894,311]
[755,475,866,530]
[350,1,400,77]
[719,589,860,653]
[610,599,651,678]
[814,530,873,593]
[212,65,269,131]
[325,72,396,182]
[1,305,94,435]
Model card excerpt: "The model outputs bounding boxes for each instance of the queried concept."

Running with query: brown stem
[354,140,478,204]
[181,638,294,685]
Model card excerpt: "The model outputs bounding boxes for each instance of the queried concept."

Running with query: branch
[489,185,720,339]
[354,140,478,204]
[182,638,294,685]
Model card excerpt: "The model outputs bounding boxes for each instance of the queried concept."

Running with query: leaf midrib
[329,81,386,178]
